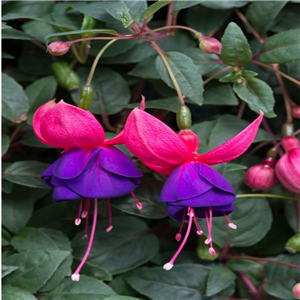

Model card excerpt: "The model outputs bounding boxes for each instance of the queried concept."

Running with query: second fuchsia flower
[33,100,143,281]
[123,101,263,270]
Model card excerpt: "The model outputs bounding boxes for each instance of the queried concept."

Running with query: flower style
[33,100,142,281]
[123,101,263,270]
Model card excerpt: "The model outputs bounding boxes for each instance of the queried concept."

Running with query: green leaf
[2,285,38,300]
[2,22,12,29]
[203,81,239,106]
[72,216,159,275]
[272,3,300,32]
[246,1,288,36]
[260,28,300,64]
[21,128,52,148]
[200,1,248,9]
[105,297,140,300]
[263,254,300,300]
[3,250,70,293]
[2,28,34,40]
[227,259,262,272]
[2,73,29,123]
[241,70,258,78]
[25,76,57,125]
[113,177,167,219]
[126,264,210,300]
[21,20,57,43]
[128,55,160,79]
[3,161,49,189]
[206,267,236,296]
[2,134,10,156]
[233,77,276,118]
[37,275,117,300]
[2,265,19,278]
[2,52,14,59]
[45,29,117,45]
[173,1,205,11]
[156,51,204,105]
[186,5,232,36]
[2,186,34,233]
[219,72,238,83]
[71,67,130,115]
[143,1,172,19]
[198,196,272,248]
[220,22,253,67]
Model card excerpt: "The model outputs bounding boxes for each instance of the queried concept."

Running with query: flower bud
[285,232,300,253]
[292,106,300,119]
[275,148,300,194]
[48,41,70,56]
[178,130,199,154]
[78,85,94,110]
[177,105,191,130]
[199,36,222,55]
[244,157,277,191]
[282,123,294,136]
[293,283,300,299]
[282,136,300,152]
[52,61,80,91]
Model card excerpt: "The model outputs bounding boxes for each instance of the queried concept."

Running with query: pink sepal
[198,111,264,165]
[143,161,178,175]
[124,108,194,172]
[103,131,125,146]
[33,100,105,148]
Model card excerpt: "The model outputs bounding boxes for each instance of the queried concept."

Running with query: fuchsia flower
[124,102,263,270]
[33,100,142,281]
[275,136,300,194]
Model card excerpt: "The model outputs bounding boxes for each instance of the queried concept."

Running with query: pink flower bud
[275,148,300,194]
[199,37,222,55]
[48,41,70,56]
[281,136,300,152]
[293,283,300,299]
[244,157,277,191]
[292,106,300,119]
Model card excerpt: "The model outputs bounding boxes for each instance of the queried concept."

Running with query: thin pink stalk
[75,198,83,225]
[163,207,194,270]
[83,198,90,239]
[204,210,212,244]
[193,213,203,235]
[236,101,246,119]
[72,199,98,281]
[237,271,261,300]
[166,2,175,27]
[175,208,186,241]
[131,192,143,210]
[106,198,113,232]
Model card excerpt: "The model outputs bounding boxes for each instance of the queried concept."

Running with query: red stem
[236,271,261,300]
[166,2,175,27]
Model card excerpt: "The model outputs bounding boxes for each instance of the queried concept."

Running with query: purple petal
[42,161,58,188]
[53,148,101,179]
[166,203,187,222]
[52,186,80,203]
[159,162,213,202]
[51,176,67,187]
[195,204,235,218]
[65,153,140,198]
[199,163,235,195]
[99,146,142,178]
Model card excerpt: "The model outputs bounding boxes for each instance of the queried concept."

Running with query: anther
[71,274,80,282]
[106,225,113,233]
[81,211,88,218]
[222,212,237,229]
[163,262,173,271]
[131,192,143,210]
[75,218,81,226]
[208,247,216,255]
[175,233,182,242]
[106,199,113,232]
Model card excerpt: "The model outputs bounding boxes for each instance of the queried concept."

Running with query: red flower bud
[293,283,300,299]
[244,158,277,191]
[48,41,70,56]
[199,37,222,55]
[292,106,300,119]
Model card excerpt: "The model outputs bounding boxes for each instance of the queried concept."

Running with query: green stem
[86,39,118,85]
[150,41,185,106]
[203,66,232,85]
[70,43,85,64]
[237,194,300,201]
[143,25,200,37]
[10,123,23,143]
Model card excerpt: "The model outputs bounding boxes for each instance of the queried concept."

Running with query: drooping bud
[285,232,300,253]
[293,283,300,299]
[292,106,300,119]
[78,85,94,110]
[178,130,199,154]
[281,136,300,152]
[199,36,222,55]
[52,61,80,91]
[177,105,191,130]
[48,41,70,56]
[244,157,278,191]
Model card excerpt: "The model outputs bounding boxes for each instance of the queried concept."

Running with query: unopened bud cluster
[198,34,222,55]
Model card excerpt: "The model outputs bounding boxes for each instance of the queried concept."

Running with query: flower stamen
[204,209,212,244]
[81,198,90,218]
[75,198,83,226]
[83,198,90,240]
[163,207,194,271]
[106,198,113,232]
[175,208,186,241]
[72,198,98,282]
[193,212,203,235]
[131,192,143,210]
[222,211,237,229]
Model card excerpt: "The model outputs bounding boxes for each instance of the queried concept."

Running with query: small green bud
[285,232,300,253]
[78,85,94,110]
[177,105,192,130]
[266,148,278,158]
[236,78,244,84]
[52,61,80,91]
[282,123,294,136]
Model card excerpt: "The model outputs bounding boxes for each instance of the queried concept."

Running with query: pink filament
[77,198,83,221]
[72,198,98,279]
[167,207,194,266]
[83,198,90,239]
[193,213,203,235]
[175,208,186,241]
[106,198,113,232]
[82,197,90,218]
[131,192,143,210]
[204,208,212,244]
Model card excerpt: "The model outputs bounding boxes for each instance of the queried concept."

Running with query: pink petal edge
[103,131,125,146]
[198,111,264,165]
[124,108,194,172]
